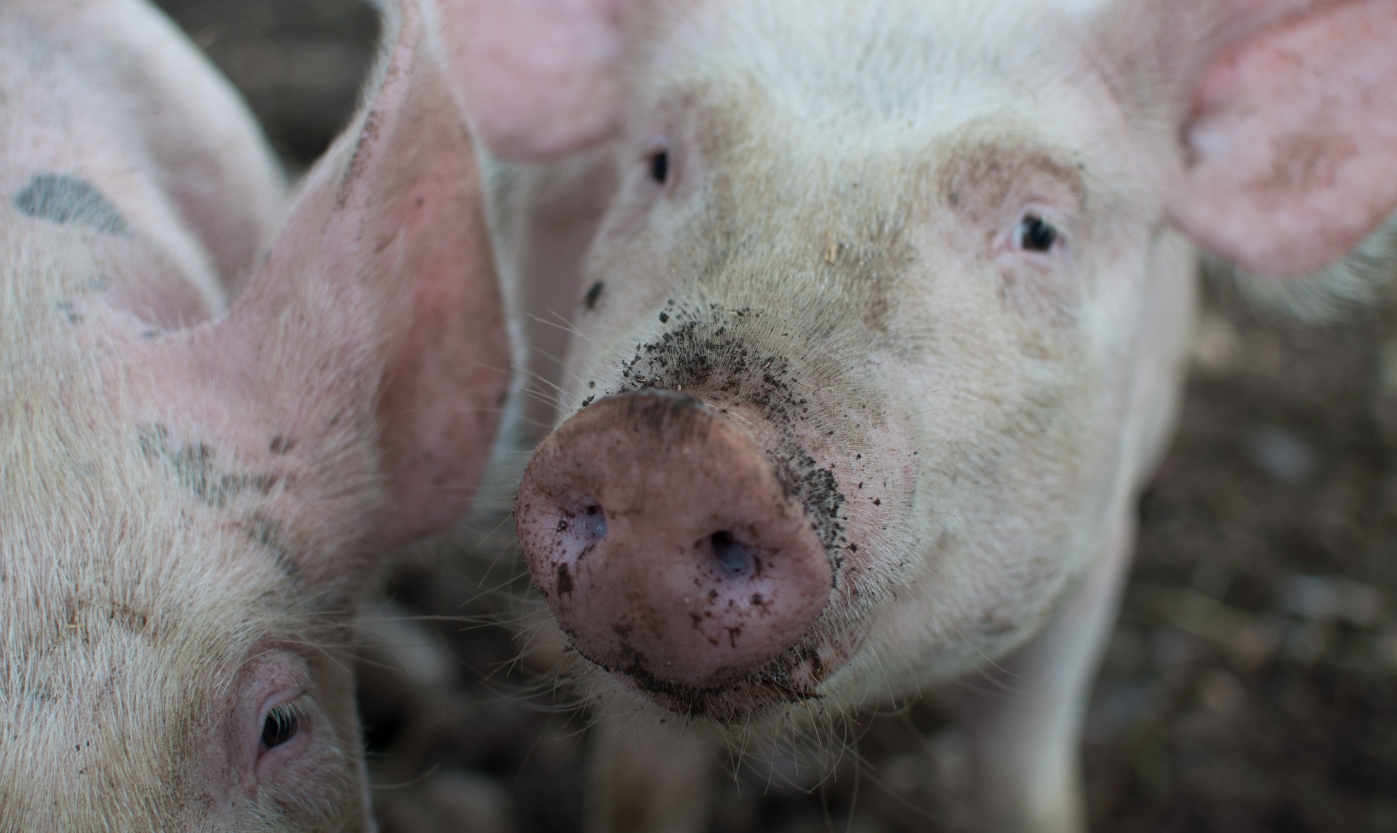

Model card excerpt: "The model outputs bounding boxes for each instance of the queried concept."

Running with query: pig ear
[1168,1,1397,277]
[430,0,626,160]
[203,0,509,546]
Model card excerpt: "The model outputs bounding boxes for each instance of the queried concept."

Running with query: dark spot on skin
[141,330,160,339]
[1261,132,1358,193]
[172,443,230,507]
[111,604,149,635]
[243,513,299,578]
[580,396,595,408]
[56,302,81,325]
[583,281,605,311]
[659,312,670,324]
[556,563,573,595]
[14,174,131,236]
[137,424,170,460]
[138,423,279,509]
[269,436,295,455]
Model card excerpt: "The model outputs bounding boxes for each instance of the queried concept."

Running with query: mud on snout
[516,307,904,721]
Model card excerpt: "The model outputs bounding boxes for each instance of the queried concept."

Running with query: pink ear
[432,0,626,160]
[187,0,509,546]
[1170,0,1397,277]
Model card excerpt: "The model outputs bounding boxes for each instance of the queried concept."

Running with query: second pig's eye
[1016,214,1059,253]
[649,150,669,184]
[261,702,301,750]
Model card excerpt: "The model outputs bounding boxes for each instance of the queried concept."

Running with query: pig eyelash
[259,697,307,753]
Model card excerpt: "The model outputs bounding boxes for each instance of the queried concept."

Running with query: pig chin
[597,618,870,724]
[515,385,884,722]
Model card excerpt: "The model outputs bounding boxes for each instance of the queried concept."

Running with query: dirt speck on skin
[164,4,1397,830]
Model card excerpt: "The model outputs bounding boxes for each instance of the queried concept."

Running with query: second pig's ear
[1168,0,1397,278]
[429,0,626,160]
[187,0,510,555]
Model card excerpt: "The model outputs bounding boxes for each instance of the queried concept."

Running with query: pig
[0,0,508,829]
[429,0,1397,830]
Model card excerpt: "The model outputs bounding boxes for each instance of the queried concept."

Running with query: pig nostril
[583,505,607,541]
[709,530,754,576]
[556,503,608,550]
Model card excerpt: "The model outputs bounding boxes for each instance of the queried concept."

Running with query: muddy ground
[154,1,1397,829]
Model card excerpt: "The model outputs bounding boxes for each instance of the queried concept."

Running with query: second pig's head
[0,0,507,828]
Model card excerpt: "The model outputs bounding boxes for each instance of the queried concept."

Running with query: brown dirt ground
[154,2,1397,829]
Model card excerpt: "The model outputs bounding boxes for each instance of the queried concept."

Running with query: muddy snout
[515,392,834,690]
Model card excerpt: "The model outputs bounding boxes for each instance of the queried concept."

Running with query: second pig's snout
[516,392,834,691]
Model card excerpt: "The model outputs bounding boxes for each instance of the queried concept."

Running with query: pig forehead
[642,0,1111,110]
[625,0,1145,181]
[0,420,304,710]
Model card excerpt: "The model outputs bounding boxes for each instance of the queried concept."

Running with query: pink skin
[516,392,835,694]
[436,0,626,160]
[1173,0,1397,276]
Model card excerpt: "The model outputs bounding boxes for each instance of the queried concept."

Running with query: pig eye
[1016,214,1059,253]
[260,701,302,751]
[648,150,669,185]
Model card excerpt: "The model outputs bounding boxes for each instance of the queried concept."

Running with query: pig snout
[515,391,835,691]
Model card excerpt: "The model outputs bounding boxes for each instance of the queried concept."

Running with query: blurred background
[153,1,1397,830]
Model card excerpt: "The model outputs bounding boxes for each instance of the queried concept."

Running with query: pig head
[0,0,508,829]
[443,0,1397,827]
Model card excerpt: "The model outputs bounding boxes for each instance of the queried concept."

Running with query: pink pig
[0,0,507,829]
[430,0,1397,830]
